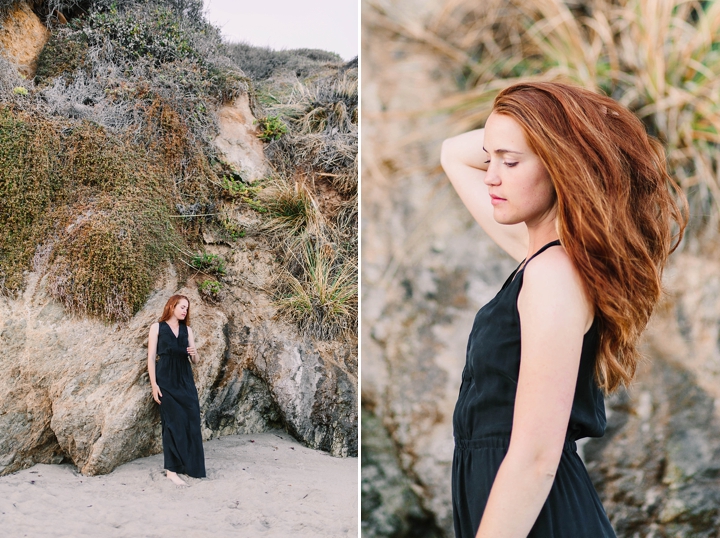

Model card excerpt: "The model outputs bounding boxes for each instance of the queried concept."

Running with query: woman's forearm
[441,129,489,171]
[147,354,158,387]
[476,448,559,537]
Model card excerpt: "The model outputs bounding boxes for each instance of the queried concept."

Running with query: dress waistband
[454,436,577,452]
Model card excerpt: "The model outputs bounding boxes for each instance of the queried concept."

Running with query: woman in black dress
[440,82,686,537]
[147,294,206,486]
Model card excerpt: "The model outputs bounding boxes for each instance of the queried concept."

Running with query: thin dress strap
[504,239,562,287]
[525,239,562,266]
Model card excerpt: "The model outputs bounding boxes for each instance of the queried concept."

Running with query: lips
[490,194,506,205]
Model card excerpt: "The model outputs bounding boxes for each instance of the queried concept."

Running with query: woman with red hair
[441,81,686,537]
[147,294,205,485]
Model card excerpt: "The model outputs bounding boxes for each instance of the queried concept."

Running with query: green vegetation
[255,115,287,141]
[0,109,180,320]
[276,241,357,339]
[35,27,88,84]
[219,215,245,241]
[198,279,222,302]
[261,181,320,237]
[226,44,342,81]
[265,67,358,196]
[261,61,359,338]
[190,253,226,276]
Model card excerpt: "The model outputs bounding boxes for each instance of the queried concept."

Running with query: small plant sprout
[255,115,288,141]
[190,253,226,276]
[198,279,222,302]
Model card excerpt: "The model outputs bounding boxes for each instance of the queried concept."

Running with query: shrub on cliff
[257,61,358,339]
[0,108,180,320]
[227,43,342,81]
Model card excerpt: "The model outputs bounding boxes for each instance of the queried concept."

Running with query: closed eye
[505,162,518,167]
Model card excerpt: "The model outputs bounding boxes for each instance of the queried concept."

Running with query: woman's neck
[525,216,560,259]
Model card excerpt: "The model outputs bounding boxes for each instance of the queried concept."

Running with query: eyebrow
[482,146,523,155]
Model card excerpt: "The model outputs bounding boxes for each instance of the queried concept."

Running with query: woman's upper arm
[440,129,528,261]
[509,252,593,464]
[187,326,195,346]
[147,323,159,359]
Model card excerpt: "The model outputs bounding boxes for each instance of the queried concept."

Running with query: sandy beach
[0,431,358,538]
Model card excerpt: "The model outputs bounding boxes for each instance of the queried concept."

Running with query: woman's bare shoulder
[524,246,578,281]
[149,322,160,335]
[521,246,593,327]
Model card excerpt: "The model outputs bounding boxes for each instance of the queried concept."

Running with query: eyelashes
[485,159,518,167]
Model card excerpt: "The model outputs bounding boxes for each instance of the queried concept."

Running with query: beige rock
[1,232,357,477]
[0,1,49,78]
[213,93,269,182]
[0,267,227,476]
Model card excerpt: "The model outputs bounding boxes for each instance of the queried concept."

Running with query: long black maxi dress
[452,240,616,537]
[155,321,206,478]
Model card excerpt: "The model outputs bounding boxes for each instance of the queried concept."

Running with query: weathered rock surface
[584,357,720,537]
[0,1,49,78]
[1,227,357,476]
[213,92,270,182]
[361,1,720,536]
[361,407,442,538]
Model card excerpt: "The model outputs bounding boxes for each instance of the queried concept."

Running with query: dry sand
[0,431,358,537]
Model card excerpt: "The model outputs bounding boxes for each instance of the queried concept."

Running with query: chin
[493,213,520,226]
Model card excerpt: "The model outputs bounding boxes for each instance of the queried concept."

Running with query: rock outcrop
[1,223,357,476]
[213,92,269,183]
[361,1,720,536]
[0,1,48,78]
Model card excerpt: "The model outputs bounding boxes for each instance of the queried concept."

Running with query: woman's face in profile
[173,299,189,321]
[482,112,555,227]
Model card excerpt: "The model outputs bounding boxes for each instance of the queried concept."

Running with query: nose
[484,161,501,186]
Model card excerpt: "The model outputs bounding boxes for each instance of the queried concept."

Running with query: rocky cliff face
[361,1,720,536]
[0,194,357,477]
[0,1,357,477]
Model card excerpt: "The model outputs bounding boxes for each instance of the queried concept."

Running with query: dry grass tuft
[276,239,357,340]
[265,66,359,196]
[260,180,324,237]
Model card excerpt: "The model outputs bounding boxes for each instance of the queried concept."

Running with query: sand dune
[0,432,358,537]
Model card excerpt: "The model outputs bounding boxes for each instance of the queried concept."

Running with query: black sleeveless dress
[452,241,616,537]
[155,321,206,478]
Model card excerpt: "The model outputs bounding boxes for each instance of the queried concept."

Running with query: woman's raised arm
[440,128,528,261]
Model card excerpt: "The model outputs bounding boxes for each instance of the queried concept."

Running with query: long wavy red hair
[492,81,687,393]
[159,294,191,325]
